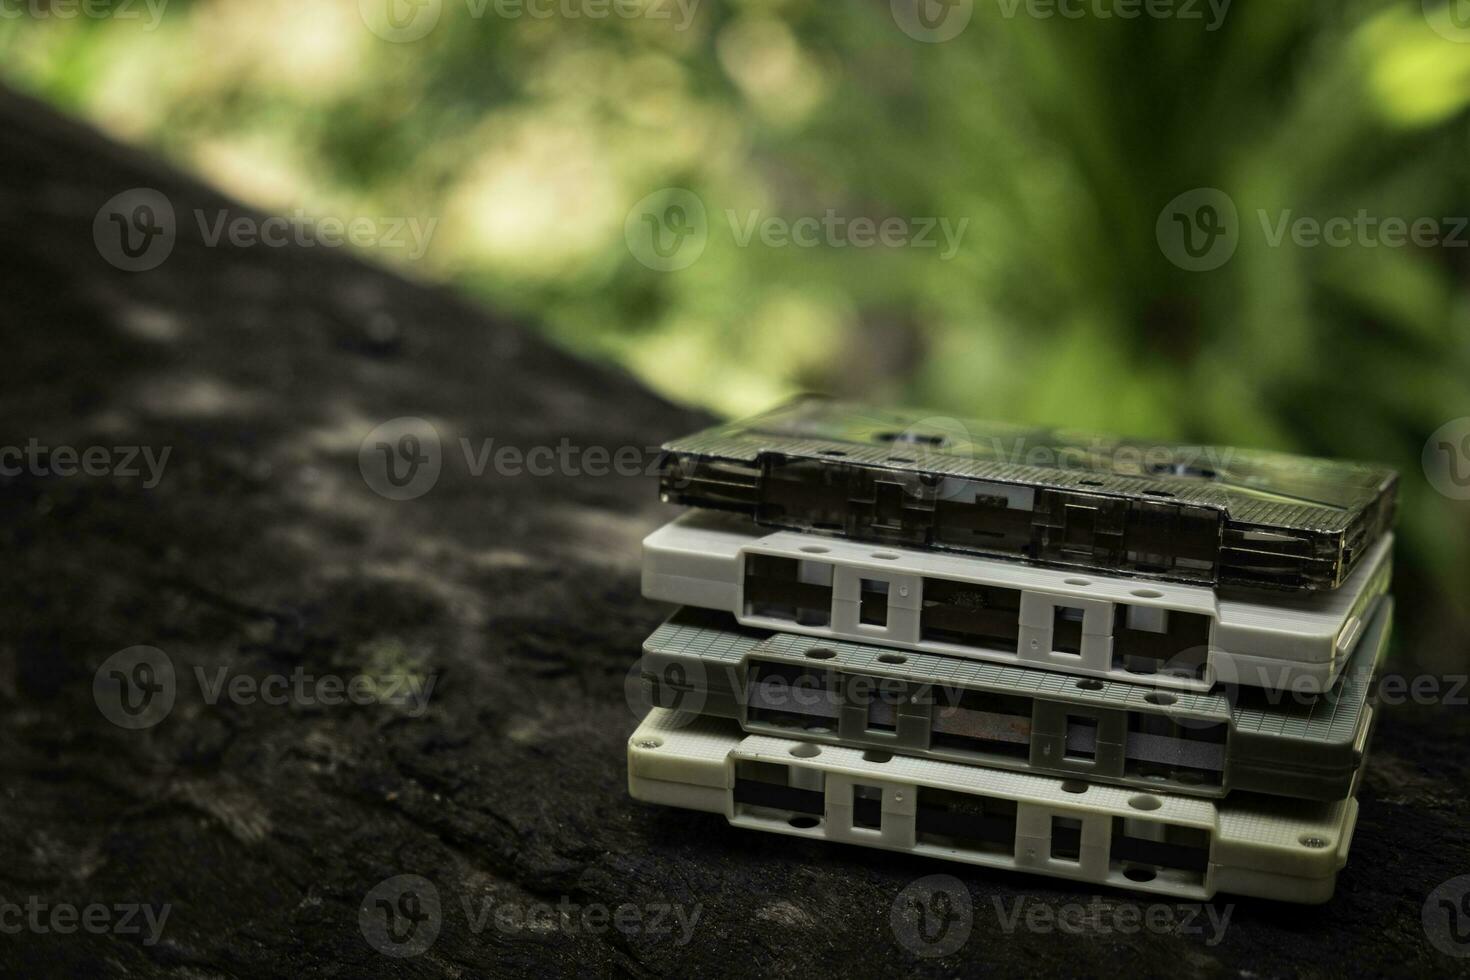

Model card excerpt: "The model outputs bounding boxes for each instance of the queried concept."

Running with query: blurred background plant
[2,0,1467,659]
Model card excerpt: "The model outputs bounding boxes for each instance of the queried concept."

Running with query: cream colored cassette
[628,709,1362,904]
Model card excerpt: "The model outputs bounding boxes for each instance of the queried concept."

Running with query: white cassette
[642,512,1392,693]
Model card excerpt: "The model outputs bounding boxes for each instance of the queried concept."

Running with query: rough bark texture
[0,87,1466,979]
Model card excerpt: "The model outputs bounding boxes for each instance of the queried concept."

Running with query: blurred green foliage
[2,0,1467,648]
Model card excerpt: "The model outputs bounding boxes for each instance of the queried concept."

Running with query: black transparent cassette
[657,397,1397,591]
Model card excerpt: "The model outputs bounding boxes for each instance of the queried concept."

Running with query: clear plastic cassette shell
[656,397,1398,592]
[627,708,1364,904]
[640,594,1389,801]
[642,511,1393,694]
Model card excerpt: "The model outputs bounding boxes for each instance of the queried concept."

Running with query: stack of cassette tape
[629,398,1399,904]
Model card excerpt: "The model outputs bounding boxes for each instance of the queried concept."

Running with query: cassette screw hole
[877,654,907,665]
[862,750,893,763]
[1061,781,1088,794]
[788,816,820,829]
[1076,679,1104,691]
[1128,795,1163,812]
[805,648,836,660]
[635,737,662,749]
[1300,836,1329,849]
[790,743,821,758]
[1144,692,1177,706]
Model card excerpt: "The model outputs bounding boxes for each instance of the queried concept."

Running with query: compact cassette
[639,595,1389,801]
[642,511,1392,693]
[628,708,1363,904]
[657,398,1398,592]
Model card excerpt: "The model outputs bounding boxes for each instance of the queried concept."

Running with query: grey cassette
[642,511,1392,693]
[627,709,1363,904]
[656,397,1398,591]
[640,596,1391,801]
